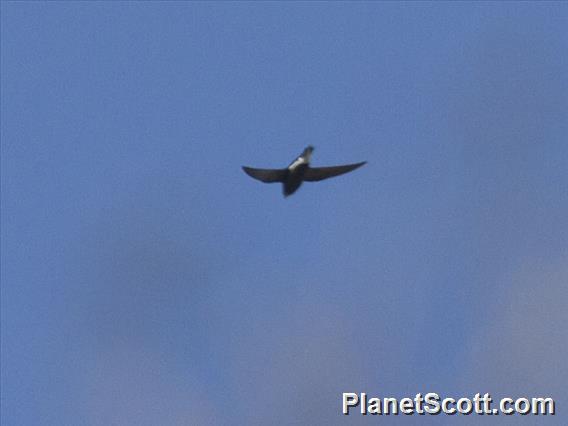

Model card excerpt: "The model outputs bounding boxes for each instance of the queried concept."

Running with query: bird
[242,146,366,197]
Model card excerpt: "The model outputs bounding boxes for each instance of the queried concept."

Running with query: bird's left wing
[303,162,366,182]
[242,166,287,183]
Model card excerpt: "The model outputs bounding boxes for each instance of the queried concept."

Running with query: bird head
[303,146,314,161]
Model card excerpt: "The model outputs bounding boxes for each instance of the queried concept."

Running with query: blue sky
[2,2,567,425]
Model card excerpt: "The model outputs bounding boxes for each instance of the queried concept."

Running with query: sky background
[2,2,567,425]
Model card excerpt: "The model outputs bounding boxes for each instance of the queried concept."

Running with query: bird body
[242,146,366,197]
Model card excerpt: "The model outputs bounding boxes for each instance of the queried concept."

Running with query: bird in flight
[242,146,366,197]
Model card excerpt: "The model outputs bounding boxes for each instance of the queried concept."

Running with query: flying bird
[242,146,366,197]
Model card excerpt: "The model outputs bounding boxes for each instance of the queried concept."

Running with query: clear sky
[2,2,567,425]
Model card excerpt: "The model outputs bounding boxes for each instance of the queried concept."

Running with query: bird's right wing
[303,162,366,182]
[242,166,287,183]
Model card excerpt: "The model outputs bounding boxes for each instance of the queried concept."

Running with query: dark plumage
[242,146,366,197]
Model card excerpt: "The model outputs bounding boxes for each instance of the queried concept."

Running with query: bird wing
[303,162,366,182]
[242,166,287,183]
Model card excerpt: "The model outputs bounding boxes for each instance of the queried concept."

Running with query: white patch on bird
[288,157,306,170]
